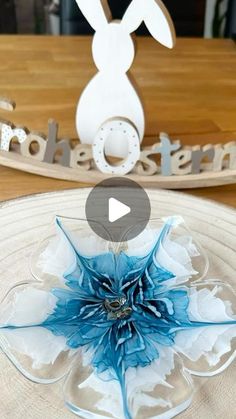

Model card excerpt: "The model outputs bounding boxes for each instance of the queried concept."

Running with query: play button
[85,178,151,242]
[109,198,131,223]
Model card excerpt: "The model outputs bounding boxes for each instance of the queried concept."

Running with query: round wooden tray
[0,189,235,419]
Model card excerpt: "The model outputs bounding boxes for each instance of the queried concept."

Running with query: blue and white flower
[0,216,235,419]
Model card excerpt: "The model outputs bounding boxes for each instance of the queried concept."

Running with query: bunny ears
[122,0,176,48]
[75,0,176,49]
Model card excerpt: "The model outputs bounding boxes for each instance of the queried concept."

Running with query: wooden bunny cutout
[75,0,176,157]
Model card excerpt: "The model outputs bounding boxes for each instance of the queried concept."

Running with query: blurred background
[0,0,235,38]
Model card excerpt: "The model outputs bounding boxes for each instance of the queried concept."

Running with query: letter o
[93,119,140,175]
[20,132,46,161]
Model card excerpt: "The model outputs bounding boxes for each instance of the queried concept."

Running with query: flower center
[104,297,132,320]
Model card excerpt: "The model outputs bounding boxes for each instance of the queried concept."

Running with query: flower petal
[0,285,57,326]
[0,284,77,383]
[31,217,114,287]
[31,221,76,283]
[0,327,75,382]
[174,281,236,376]
[154,216,208,286]
[63,347,194,419]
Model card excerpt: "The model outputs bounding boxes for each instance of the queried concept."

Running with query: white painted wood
[121,0,176,48]
[93,119,140,175]
[75,0,175,158]
[76,20,144,159]
[0,124,28,152]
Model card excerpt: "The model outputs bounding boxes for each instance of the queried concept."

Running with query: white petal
[0,284,76,382]
[126,227,158,257]
[0,286,57,327]
[0,326,76,384]
[155,235,198,286]
[175,282,236,375]
[72,233,110,256]
[0,327,68,369]
[37,226,76,280]
[64,347,193,419]
[188,285,235,322]
[37,222,111,282]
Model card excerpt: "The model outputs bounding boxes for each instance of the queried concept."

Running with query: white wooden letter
[93,119,140,175]
[0,124,27,151]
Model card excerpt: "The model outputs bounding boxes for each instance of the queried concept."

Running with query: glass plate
[0,189,235,419]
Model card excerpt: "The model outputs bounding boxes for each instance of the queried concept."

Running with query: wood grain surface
[0,188,235,419]
[0,36,235,205]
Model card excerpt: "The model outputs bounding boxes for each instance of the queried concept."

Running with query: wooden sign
[0,2,235,189]
[0,98,236,189]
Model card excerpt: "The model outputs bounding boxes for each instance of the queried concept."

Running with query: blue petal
[154,288,191,325]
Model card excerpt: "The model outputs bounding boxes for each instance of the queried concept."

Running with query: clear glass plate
[0,214,235,419]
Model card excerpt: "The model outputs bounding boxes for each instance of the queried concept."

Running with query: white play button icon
[86,178,151,242]
[109,198,131,223]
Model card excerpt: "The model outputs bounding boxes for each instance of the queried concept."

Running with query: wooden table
[0,36,235,207]
[0,36,236,419]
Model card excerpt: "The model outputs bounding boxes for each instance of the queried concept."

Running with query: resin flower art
[0,216,235,419]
